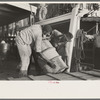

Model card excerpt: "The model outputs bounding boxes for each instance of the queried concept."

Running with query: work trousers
[16,42,32,71]
[94,48,100,69]
[32,50,42,73]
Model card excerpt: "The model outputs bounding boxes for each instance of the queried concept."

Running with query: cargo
[38,39,68,74]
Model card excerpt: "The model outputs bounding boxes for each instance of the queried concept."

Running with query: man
[15,24,55,77]
[42,25,73,65]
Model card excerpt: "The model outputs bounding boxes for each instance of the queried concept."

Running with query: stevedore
[42,25,73,66]
[15,24,56,77]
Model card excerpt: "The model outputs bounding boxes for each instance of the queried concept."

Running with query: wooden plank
[36,13,71,25]
[7,77,14,80]
[8,77,31,80]
[28,75,55,80]
[81,70,100,79]
[8,3,37,13]
[0,73,9,80]
[93,69,100,73]
[82,17,100,22]
[65,72,86,80]
[47,73,81,80]
[66,72,100,80]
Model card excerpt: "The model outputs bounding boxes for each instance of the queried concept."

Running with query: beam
[82,17,100,22]
[36,13,72,25]
[0,5,21,14]
[0,10,17,18]
[7,3,37,14]
[0,13,30,26]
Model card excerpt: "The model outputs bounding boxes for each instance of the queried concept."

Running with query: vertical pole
[67,4,89,72]
[96,22,98,34]
[67,5,80,72]
[30,4,35,25]
[2,26,4,40]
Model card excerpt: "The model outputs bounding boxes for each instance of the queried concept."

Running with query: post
[96,22,99,34]
[67,4,89,72]
[67,5,80,72]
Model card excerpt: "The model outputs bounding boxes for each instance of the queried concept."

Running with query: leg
[32,50,42,74]
[94,48,100,69]
[16,43,32,76]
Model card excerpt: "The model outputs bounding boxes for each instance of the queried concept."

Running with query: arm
[52,29,63,37]
[35,32,56,68]
[85,34,94,40]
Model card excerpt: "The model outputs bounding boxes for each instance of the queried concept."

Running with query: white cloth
[16,24,42,52]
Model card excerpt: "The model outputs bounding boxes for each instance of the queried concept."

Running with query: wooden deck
[0,57,100,81]
[7,69,100,81]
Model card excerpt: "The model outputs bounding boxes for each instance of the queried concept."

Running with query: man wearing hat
[42,25,73,65]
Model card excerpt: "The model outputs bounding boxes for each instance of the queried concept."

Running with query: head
[42,25,53,37]
[65,32,73,42]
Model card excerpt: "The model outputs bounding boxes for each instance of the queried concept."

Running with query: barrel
[38,39,68,74]
[41,39,53,50]
[42,47,59,60]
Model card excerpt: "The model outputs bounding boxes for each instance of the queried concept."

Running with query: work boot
[16,63,21,72]
[18,70,28,77]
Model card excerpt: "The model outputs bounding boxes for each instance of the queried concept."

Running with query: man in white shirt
[15,24,55,77]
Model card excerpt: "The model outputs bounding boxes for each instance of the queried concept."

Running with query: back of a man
[15,24,43,76]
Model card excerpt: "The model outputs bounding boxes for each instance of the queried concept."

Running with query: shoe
[18,70,28,77]
[16,64,21,72]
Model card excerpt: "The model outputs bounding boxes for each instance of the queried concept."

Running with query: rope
[73,29,87,71]
[75,29,85,60]
[86,23,100,34]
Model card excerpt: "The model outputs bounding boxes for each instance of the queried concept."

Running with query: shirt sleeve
[52,29,63,36]
[34,26,42,52]
[35,34,42,52]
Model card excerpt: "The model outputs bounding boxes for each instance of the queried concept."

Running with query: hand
[85,35,94,40]
[47,61,56,69]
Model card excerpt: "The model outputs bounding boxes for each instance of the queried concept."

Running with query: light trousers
[16,42,32,71]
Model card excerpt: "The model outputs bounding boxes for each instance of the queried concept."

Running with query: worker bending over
[15,24,55,77]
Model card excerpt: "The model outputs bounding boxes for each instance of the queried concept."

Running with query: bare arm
[85,35,94,39]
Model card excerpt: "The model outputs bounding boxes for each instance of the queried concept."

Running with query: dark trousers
[94,48,100,69]
[31,50,42,73]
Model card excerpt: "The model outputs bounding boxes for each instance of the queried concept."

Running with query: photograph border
[0,0,100,99]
